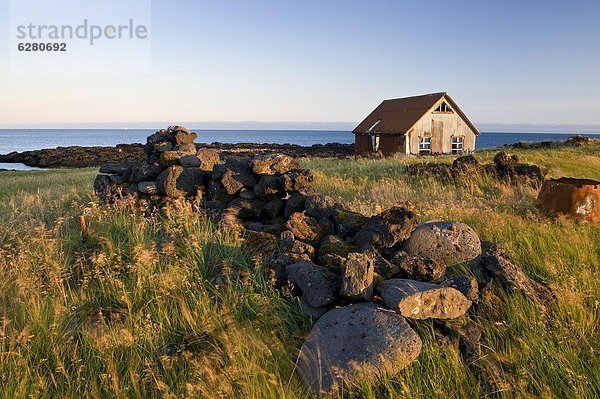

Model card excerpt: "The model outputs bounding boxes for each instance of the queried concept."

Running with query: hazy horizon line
[1,121,600,134]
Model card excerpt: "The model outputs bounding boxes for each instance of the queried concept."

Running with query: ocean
[0,129,598,171]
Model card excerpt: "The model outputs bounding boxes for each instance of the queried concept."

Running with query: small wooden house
[353,92,480,156]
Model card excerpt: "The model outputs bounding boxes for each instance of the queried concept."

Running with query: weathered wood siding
[407,101,477,155]
[355,134,373,155]
[379,134,403,157]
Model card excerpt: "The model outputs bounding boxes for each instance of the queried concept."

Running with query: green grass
[0,143,599,398]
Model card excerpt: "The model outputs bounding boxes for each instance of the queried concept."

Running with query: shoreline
[0,142,355,168]
[0,134,595,169]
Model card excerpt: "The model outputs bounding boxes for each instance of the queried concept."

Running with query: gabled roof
[353,92,480,136]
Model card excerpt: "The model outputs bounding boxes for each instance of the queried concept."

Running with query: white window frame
[418,137,431,154]
[451,136,464,154]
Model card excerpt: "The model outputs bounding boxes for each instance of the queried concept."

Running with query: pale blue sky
[0,0,599,129]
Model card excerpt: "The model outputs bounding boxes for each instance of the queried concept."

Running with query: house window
[433,102,453,113]
[452,137,464,154]
[372,134,381,151]
[418,137,431,154]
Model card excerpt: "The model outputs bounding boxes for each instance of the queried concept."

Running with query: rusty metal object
[537,177,600,223]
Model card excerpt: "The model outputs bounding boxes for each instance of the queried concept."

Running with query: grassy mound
[0,144,599,398]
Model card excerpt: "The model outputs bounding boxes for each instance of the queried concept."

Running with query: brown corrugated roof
[353,92,480,136]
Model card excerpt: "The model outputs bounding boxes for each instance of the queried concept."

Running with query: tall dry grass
[0,143,599,398]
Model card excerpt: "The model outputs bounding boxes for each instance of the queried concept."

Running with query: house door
[431,120,444,154]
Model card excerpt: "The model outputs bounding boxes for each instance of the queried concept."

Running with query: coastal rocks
[402,221,481,267]
[296,303,422,393]
[404,151,548,186]
[376,279,472,320]
[537,177,600,224]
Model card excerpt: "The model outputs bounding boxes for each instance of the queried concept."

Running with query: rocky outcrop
[404,151,548,186]
[0,142,353,168]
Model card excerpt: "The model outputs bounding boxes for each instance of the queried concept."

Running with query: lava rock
[213,158,258,195]
[227,198,266,220]
[376,279,472,320]
[196,149,221,171]
[279,235,315,259]
[157,166,204,198]
[296,303,422,393]
[286,261,340,307]
[354,206,418,249]
[260,199,284,220]
[299,295,331,320]
[99,164,131,175]
[440,275,479,302]
[285,212,323,246]
[391,251,446,281]
[339,252,375,301]
[254,175,285,201]
[281,169,314,191]
[206,181,236,203]
[179,155,201,167]
[284,191,309,218]
[129,164,163,183]
[318,235,356,258]
[250,154,300,175]
[333,208,367,239]
[305,194,338,219]
[137,181,158,195]
[402,221,481,267]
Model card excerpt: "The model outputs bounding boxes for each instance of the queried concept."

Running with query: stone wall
[94,126,555,394]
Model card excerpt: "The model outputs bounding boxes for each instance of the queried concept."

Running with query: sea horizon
[1,129,599,155]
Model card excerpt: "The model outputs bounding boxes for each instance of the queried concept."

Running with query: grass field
[0,143,599,398]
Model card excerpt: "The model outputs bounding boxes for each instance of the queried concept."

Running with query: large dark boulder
[296,303,422,393]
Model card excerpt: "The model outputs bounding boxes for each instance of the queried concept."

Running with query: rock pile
[94,126,221,202]
[404,151,547,186]
[94,127,554,394]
